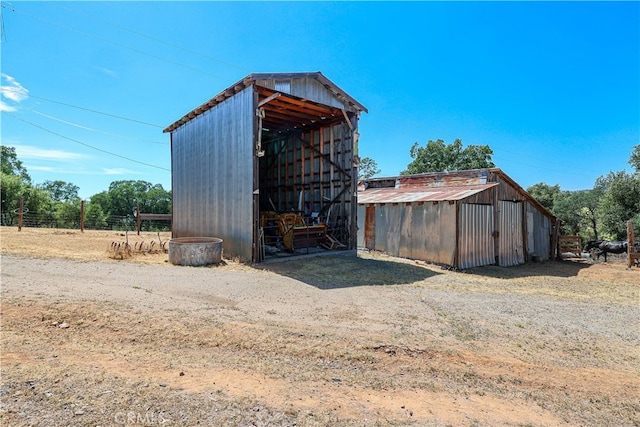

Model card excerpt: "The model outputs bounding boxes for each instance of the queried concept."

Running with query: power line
[2,87,164,128]
[363,114,594,177]
[8,4,234,83]
[491,154,593,179]
[24,107,168,145]
[5,113,170,172]
[54,3,249,73]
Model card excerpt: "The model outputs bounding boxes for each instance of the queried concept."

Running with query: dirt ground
[1,226,639,426]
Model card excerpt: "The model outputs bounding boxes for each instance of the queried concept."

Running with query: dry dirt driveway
[1,242,639,426]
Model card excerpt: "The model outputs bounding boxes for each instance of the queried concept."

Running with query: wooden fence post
[18,197,23,231]
[628,220,635,269]
[136,205,141,235]
[80,200,85,233]
[551,218,560,261]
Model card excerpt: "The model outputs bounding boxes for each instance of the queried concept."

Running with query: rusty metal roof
[357,183,498,204]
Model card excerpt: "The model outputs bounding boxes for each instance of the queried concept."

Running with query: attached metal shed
[164,72,367,262]
[357,168,557,269]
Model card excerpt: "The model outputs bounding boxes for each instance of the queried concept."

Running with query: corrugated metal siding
[409,202,457,264]
[171,86,255,260]
[498,201,525,266]
[458,204,495,269]
[356,204,365,247]
[527,203,551,260]
[359,202,456,265]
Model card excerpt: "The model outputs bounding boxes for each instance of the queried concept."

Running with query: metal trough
[168,237,223,266]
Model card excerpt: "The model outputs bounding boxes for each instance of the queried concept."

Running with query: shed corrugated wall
[357,204,366,247]
[171,86,255,260]
[358,202,456,265]
[527,203,551,261]
[458,203,495,269]
[498,201,525,266]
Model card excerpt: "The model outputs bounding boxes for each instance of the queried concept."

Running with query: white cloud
[27,166,56,172]
[13,145,90,161]
[0,74,29,111]
[94,66,118,78]
[103,168,139,175]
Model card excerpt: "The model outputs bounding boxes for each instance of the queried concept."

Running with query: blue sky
[1,1,638,199]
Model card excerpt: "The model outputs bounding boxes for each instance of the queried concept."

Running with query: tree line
[1,146,171,231]
[4,140,638,241]
[527,146,640,241]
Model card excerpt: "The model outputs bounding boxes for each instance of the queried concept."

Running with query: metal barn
[164,72,367,262]
[357,169,557,269]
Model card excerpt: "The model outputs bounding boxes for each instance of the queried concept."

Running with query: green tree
[84,202,108,229]
[629,144,640,171]
[145,184,172,214]
[56,199,82,228]
[1,146,34,224]
[38,180,80,202]
[94,180,171,230]
[1,174,25,224]
[402,139,494,175]
[527,183,561,212]
[89,191,111,216]
[553,189,602,239]
[107,180,152,217]
[1,145,31,183]
[596,171,640,240]
[358,157,381,180]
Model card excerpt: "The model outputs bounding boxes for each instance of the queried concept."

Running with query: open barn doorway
[255,85,358,260]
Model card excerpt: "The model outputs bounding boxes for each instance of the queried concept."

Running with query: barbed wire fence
[1,199,171,233]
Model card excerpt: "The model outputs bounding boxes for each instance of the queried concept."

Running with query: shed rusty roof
[357,183,498,204]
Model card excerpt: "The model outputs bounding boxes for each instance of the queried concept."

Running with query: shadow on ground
[261,253,441,289]
[464,258,594,279]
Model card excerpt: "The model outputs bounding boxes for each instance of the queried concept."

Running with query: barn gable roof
[359,168,556,221]
[164,72,367,133]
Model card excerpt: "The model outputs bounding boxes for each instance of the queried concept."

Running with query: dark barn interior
[254,83,363,259]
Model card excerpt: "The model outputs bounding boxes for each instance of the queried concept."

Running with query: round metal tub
[168,237,223,266]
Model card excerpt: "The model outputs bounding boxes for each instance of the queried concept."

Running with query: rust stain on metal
[358,183,498,204]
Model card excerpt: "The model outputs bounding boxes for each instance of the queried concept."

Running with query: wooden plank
[258,92,281,107]
[558,235,581,258]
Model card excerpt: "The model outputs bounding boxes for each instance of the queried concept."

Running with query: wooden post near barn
[551,218,561,261]
[80,200,85,233]
[18,197,23,231]
[136,205,141,236]
[627,220,639,269]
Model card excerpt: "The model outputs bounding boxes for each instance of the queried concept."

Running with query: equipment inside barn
[165,72,367,262]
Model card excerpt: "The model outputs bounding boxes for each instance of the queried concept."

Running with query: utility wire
[5,113,170,172]
[54,3,248,73]
[24,107,168,145]
[2,87,164,128]
[7,5,234,83]
[363,115,594,177]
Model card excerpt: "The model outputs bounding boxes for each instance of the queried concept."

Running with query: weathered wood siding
[171,87,255,260]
